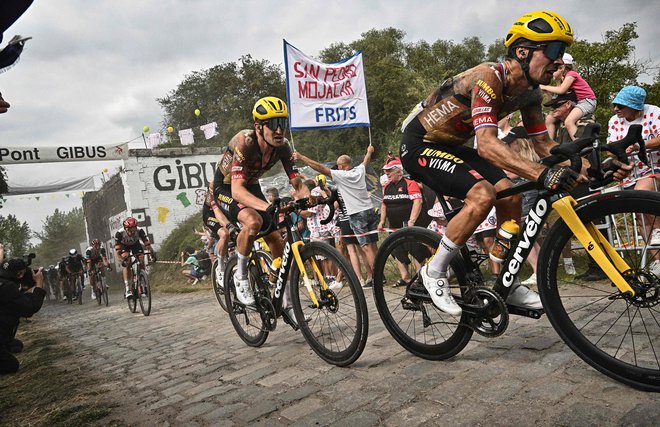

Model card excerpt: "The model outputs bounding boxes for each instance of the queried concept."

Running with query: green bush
[149,210,213,293]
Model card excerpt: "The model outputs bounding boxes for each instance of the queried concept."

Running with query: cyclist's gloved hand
[121,258,129,267]
[539,166,580,193]
[150,252,157,262]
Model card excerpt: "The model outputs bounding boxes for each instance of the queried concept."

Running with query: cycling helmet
[504,11,574,48]
[252,97,288,121]
[123,217,138,228]
[69,249,77,256]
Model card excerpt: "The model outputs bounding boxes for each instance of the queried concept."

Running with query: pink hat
[383,159,403,170]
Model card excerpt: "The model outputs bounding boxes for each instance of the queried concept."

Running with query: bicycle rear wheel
[211,258,228,312]
[539,190,660,391]
[290,242,368,366]
[224,255,268,347]
[138,271,151,316]
[372,227,473,360]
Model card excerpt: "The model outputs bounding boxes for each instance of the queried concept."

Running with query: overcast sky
[1,0,658,239]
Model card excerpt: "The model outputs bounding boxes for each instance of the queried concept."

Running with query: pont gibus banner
[0,142,129,165]
[284,40,370,130]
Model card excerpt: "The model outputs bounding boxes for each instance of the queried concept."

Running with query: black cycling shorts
[215,184,273,233]
[400,117,507,200]
[202,204,222,237]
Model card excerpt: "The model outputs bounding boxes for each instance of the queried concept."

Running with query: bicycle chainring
[258,296,277,331]
[464,287,509,337]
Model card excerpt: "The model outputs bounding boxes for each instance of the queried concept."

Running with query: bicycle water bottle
[268,257,282,284]
[489,220,520,263]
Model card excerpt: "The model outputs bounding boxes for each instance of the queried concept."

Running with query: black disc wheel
[538,190,660,391]
[372,227,473,360]
[290,242,369,366]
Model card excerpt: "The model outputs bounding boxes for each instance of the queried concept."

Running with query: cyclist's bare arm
[475,126,547,181]
[232,177,270,211]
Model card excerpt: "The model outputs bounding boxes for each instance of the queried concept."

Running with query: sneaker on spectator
[521,273,537,286]
[91,291,96,300]
[506,281,542,309]
[326,276,343,291]
[419,265,462,316]
[650,260,660,277]
[650,228,660,246]
[362,278,373,289]
[233,272,255,305]
[191,278,200,286]
[564,260,577,275]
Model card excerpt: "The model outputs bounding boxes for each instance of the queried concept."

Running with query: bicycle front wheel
[138,271,151,316]
[372,227,473,360]
[211,258,228,312]
[224,255,268,347]
[290,242,368,366]
[539,190,660,391]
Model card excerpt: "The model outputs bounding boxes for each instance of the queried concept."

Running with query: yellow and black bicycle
[373,124,660,391]
[223,191,369,366]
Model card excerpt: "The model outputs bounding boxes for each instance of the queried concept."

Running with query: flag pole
[368,126,373,146]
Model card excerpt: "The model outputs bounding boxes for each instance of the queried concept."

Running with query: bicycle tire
[67,277,73,304]
[127,276,137,313]
[138,271,151,316]
[538,190,660,391]
[224,255,269,347]
[211,258,228,312]
[77,276,83,305]
[290,242,369,366]
[95,272,102,306]
[372,227,473,360]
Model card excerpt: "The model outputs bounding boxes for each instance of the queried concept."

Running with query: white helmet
[69,248,77,256]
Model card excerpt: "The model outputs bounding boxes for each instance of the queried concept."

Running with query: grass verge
[0,319,120,427]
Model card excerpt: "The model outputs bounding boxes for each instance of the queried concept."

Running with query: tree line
[157,23,658,163]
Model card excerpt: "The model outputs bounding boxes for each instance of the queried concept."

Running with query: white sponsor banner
[0,142,129,165]
[284,40,370,130]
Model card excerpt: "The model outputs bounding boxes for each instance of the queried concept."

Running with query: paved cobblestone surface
[38,289,659,426]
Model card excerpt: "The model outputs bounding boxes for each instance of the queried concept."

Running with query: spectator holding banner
[293,144,378,288]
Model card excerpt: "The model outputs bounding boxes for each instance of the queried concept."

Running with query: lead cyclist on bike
[115,217,154,299]
[214,96,309,318]
[400,10,632,316]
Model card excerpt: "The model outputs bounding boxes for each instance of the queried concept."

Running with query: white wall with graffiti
[120,148,223,251]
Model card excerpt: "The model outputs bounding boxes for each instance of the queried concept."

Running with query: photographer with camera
[0,246,46,374]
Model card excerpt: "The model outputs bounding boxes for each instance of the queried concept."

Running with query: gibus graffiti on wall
[153,160,217,191]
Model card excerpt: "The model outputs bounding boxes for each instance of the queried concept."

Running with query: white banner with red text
[284,40,370,130]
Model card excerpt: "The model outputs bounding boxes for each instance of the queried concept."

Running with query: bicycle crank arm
[506,304,544,319]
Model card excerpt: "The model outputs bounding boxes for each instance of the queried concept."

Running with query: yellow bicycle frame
[290,241,330,308]
[553,195,635,296]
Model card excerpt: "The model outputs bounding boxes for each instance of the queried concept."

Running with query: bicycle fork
[289,241,328,308]
[553,196,635,296]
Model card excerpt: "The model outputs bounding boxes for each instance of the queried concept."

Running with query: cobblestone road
[38,287,659,426]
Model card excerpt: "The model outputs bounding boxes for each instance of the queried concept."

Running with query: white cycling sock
[218,256,227,272]
[237,253,248,279]
[427,236,460,279]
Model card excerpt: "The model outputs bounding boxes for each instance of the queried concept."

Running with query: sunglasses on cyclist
[262,117,288,131]
[538,41,567,62]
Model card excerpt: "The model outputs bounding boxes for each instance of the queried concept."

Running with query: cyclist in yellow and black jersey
[400,11,632,316]
[214,96,308,306]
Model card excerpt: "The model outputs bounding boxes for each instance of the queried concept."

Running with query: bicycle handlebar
[540,123,646,190]
[256,189,339,238]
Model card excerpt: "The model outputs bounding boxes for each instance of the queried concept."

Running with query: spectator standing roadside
[607,86,660,274]
[294,145,378,288]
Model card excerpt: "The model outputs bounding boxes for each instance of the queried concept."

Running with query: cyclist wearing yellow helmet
[213,96,308,306]
[399,11,631,316]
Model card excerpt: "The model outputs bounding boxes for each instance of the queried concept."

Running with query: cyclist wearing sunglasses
[399,10,631,315]
[213,96,308,306]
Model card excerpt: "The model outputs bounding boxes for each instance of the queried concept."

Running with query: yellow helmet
[253,96,288,121]
[315,174,327,186]
[504,11,574,48]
